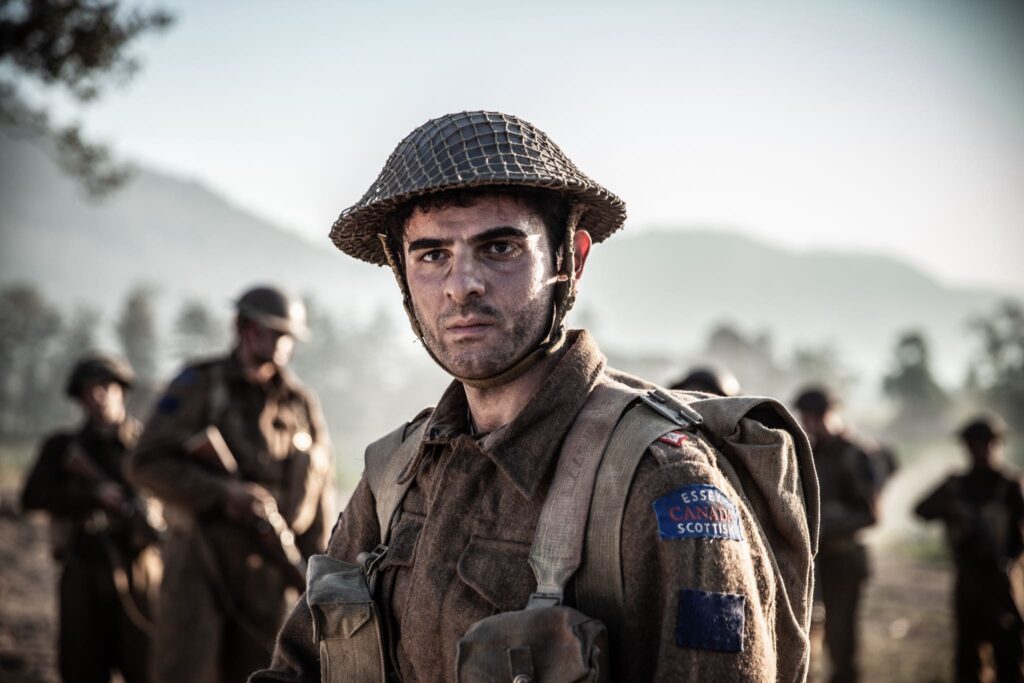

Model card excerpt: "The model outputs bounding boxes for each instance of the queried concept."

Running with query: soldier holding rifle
[129,285,334,683]
[916,415,1024,683]
[21,354,159,683]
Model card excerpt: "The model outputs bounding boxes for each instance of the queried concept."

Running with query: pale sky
[30,0,1024,291]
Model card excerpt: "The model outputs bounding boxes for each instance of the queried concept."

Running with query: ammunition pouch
[306,554,386,683]
[456,605,609,683]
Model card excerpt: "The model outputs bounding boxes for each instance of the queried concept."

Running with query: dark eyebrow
[407,237,452,252]
[470,226,531,244]
[406,226,532,253]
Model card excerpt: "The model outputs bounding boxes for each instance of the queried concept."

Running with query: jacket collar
[423,329,606,499]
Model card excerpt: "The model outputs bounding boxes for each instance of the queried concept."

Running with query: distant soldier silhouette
[21,354,159,683]
[670,365,742,397]
[915,414,1024,683]
[129,285,334,683]
[795,386,894,683]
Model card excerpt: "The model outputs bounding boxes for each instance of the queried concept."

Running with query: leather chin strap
[377,203,587,390]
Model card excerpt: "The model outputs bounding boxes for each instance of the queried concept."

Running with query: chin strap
[378,202,587,389]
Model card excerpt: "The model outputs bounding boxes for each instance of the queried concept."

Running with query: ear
[572,229,592,282]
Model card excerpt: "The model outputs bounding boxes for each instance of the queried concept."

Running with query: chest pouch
[306,553,387,683]
[454,382,641,683]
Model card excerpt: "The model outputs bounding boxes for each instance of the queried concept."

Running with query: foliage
[115,283,157,391]
[882,330,949,423]
[0,284,63,435]
[0,0,174,197]
[173,299,225,361]
[969,300,1024,431]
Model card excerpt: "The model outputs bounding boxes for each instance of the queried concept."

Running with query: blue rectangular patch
[652,484,743,541]
[676,589,745,653]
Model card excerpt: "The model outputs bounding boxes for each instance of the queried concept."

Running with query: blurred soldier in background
[21,354,159,683]
[670,364,742,396]
[915,415,1024,683]
[129,285,334,683]
[795,386,896,683]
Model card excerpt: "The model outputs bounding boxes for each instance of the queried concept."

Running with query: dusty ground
[0,494,58,682]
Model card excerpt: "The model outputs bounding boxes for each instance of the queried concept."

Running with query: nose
[444,252,485,304]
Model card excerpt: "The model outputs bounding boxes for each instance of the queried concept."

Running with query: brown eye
[486,241,519,257]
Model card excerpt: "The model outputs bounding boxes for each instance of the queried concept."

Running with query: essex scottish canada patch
[652,484,743,541]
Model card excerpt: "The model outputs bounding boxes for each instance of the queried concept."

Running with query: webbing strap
[575,403,681,640]
[370,421,428,542]
[527,382,637,605]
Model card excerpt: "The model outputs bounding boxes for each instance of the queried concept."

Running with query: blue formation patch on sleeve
[652,484,743,541]
[676,589,745,653]
[156,394,180,414]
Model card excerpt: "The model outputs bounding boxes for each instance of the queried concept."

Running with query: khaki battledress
[812,433,880,683]
[916,466,1024,683]
[253,331,818,682]
[129,353,334,683]
[22,418,156,683]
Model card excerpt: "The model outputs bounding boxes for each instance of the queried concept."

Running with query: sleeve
[290,389,335,549]
[914,478,954,521]
[21,434,99,515]
[127,366,233,514]
[617,451,778,683]
[251,475,381,682]
[1006,479,1024,562]
[820,446,879,540]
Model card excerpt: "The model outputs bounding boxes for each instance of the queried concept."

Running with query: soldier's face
[241,323,295,368]
[80,381,125,426]
[402,195,559,380]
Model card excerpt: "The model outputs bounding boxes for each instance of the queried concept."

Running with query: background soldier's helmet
[794,386,835,416]
[671,365,742,397]
[235,285,309,339]
[329,110,627,266]
[958,414,1008,443]
[65,354,135,398]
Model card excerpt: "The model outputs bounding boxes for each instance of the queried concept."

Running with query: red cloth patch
[658,431,689,447]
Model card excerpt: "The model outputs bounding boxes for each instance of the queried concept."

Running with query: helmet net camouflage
[330,111,627,266]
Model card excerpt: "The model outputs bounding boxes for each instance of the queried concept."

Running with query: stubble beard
[418,296,553,380]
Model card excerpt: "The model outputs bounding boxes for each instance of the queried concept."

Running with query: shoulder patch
[658,430,689,447]
[172,367,199,387]
[652,484,743,541]
[156,394,181,415]
[676,589,745,653]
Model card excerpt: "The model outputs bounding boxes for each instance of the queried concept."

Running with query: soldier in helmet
[670,365,742,397]
[253,111,818,682]
[794,386,895,683]
[129,285,335,683]
[21,354,159,683]
[915,414,1024,683]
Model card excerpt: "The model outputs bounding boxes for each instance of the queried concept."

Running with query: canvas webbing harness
[305,378,723,682]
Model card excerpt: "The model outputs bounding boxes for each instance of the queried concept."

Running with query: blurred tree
[0,0,173,197]
[882,330,949,423]
[0,283,63,436]
[969,300,1024,431]
[703,322,787,395]
[791,342,856,399]
[173,299,225,360]
[115,284,157,395]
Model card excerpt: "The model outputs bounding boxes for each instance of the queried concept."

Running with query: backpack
[306,373,819,682]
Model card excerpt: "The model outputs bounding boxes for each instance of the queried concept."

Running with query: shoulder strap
[207,362,229,425]
[364,412,431,542]
[529,382,700,611]
[526,381,636,608]
[574,390,694,634]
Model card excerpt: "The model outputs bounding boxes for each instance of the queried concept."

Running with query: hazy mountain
[1,131,1013,384]
[0,133,396,316]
